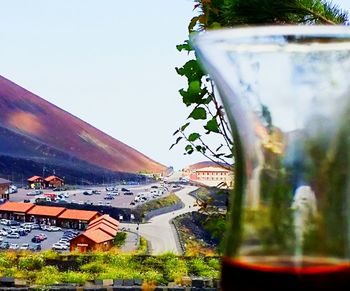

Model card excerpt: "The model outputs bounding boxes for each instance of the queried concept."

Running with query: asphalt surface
[10,182,168,209]
[121,185,199,255]
[0,227,71,251]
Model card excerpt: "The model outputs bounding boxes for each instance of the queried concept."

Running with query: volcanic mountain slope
[0,75,166,177]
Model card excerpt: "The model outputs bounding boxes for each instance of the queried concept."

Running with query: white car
[7,233,20,239]
[52,243,68,251]
[51,226,62,232]
[97,201,103,206]
[20,243,30,250]
[105,202,112,207]
[9,243,19,250]
[0,219,9,225]
[0,230,8,236]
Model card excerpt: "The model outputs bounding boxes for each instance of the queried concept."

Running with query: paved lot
[0,227,74,251]
[9,183,170,209]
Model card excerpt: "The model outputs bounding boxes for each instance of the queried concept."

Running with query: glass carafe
[193,26,350,290]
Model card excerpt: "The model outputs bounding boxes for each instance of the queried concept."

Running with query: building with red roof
[0,201,35,221]
[0,178,11,200]
[70,229,114,252]
[58,209,101,230]
[27,176,45,189]
[44,175,64,188]
[27,205,66,225]
[70,214,119,252]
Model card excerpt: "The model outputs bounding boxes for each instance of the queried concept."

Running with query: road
[121,185,199,255]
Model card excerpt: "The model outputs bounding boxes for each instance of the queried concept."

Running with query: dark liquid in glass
[221,256,350,291]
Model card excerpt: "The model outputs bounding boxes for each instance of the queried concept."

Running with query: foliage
[188,257,220,278]
[61,271,90,285]
[35,266,61,286]
[135,193,181,217]
[80,261,107,274]
[18,255,44,271]
[135,236,148,255]
[113,231,127,247]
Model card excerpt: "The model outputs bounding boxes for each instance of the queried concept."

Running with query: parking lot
[0,220,79,252]
[9,183,172,209]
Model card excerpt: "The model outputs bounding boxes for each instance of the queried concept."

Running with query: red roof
[45,175,64,182]
[88,223,117,237]
[0,202,35,213]
[58,209,100,221]
[27,205,66,217]
[82,229,114,243]
[87,220,118,231]
[89,214,119,228]
[27,176,43,182]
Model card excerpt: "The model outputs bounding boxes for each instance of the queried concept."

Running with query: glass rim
[192,25,350,54]
[192,25,350,42]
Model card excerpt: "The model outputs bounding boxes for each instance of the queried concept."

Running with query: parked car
[121,188,129,192]
[27,190,43,196]
[50,226,62,232]
[0,219,9,225]
[84,200,93,205]
[92,190,101,194]
[124,192,133,195]
[31,224,40,229]
[83,191,93,196]
[105,202,112,207]
[104,195,114,200]
[0,230,8,236]
[29,244,41,251]
[7,233,20,239]
[97,201,103,206]
[9,243,19,250]
[0,241,9,249]
[52,243,68,251]
[20,243,30,250]
[9,220,20,226]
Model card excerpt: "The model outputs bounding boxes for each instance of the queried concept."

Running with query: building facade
[0,178,11,200]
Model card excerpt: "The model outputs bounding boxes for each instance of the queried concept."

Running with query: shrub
[61,271,90,285]
[80,261,107,274]
[142,270,165,285]
[114,232,127,247]
[163,256,188,283]
[188,257,220,279]
[18,255,44,271]
[35,266,61,286]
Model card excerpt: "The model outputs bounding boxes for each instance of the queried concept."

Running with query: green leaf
[188,107,207,120]
[204,118,220,133]
[188,133,200,142]
[185,145,194,154]
[169,136,183,150]
[176,40,192,52]
[181,122,190,131]
[188,80,201,95]
[175,60,205,82]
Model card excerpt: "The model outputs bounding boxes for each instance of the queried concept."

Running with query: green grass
[136,193,181,217]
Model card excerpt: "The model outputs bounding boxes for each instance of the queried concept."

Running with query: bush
[18,255,44,271]
[188,257,220,279]
[163,256,188,283]
[61,271,90,285]
[80,261,107,274]
[142,270,165,284]
[35,266,61,286]
[114,232,127,247]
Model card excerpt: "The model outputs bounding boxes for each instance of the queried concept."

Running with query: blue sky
[0,0,349,170]
[0,0,198,170]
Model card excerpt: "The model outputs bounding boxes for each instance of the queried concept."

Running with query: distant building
[183,165,234,188]
[44,175,64,188]
[0,178,11,200]
[70,214,119,252]
[27,176,45,189]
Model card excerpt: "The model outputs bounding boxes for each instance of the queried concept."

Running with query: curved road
[121,185,199,255]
